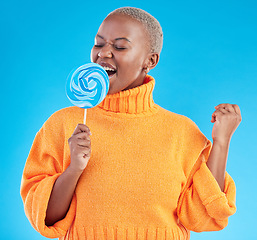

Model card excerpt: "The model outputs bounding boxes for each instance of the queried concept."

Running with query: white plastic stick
[83,109,87,124]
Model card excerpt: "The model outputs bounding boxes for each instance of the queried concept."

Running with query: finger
[211,112,218,123]
[68,132,91,145]
[68,133,90,143]
[232,104,242,116]
[215,103,228,109]
[73,124,92,135]
[211,110,223,122]
[215,103,232,111]
[76,124,91,133]
[216,108,229,114]
[76,138,91,146]
[78,144,91,149]
[223,104,235,113]
[75,132,91,140]
[211,113,216,123]
[211,108,222,123]
[212,108,228,118]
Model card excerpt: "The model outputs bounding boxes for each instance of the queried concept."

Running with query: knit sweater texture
[21,75,236,240]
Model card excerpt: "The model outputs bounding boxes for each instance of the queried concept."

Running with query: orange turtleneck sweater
[21,75,236,240]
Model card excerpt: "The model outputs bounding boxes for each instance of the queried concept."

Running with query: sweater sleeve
[20,112,76,238]
[177,128,236,232]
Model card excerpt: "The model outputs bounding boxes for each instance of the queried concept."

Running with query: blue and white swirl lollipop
[66,63,109,123]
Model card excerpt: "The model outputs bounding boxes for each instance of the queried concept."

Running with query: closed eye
[94,44,127,50]
[114,46,126,50]
[94,44,104,48]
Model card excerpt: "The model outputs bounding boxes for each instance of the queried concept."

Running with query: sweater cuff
[25,174,76,238]
[193,162,236,220]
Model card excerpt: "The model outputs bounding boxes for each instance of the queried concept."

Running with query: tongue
[107,70,116,77]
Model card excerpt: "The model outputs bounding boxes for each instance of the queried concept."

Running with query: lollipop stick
[83,109,87,124]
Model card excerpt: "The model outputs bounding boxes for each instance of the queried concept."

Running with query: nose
[98,44,112,58]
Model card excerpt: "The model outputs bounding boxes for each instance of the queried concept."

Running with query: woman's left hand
[211,103,242,145]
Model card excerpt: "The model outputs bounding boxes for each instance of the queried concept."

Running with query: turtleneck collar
[97,75,158,114]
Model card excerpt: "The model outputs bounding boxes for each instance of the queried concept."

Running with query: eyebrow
[96,34,131,43]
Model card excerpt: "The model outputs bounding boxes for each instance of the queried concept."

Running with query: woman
[21,7,241,240]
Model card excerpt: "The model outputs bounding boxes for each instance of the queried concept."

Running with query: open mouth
[103,66,117,78]
[100,63,117,78]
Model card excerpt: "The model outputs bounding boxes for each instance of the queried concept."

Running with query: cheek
[119,51,145,71]
[124,57,145,75]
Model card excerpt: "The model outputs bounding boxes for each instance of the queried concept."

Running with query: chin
[107,85,117,95]
[107,77,122,95]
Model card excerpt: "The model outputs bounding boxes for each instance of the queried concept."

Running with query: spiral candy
[66,63,109,109]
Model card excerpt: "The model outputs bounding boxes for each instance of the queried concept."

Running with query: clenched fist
[211,103,242,145]
[68,124,92,172]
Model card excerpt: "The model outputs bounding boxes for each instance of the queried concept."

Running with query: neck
[97,75,158,114]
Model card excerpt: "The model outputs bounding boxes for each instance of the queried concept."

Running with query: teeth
[103,66,115,71]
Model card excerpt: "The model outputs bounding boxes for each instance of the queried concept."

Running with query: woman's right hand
[68,124,92,172]
[46,123,91,225]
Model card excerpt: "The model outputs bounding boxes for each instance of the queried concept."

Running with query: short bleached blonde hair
[107,7,163,54]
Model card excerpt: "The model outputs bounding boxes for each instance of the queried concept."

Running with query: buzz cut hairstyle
[107,7,163,54]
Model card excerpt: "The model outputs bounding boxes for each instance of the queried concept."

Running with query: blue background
[0,0,256,239]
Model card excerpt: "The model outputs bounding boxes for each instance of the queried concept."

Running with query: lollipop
[66,63,109,123]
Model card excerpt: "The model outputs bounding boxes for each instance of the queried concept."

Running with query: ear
[144,53,159,71]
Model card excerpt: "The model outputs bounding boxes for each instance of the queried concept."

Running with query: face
[91,14,157,94]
